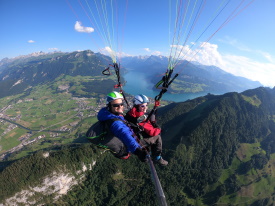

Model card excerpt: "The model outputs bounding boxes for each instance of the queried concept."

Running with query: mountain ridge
[0,50,272,205]
[1,86,275,205]
[121,54,262,94]
[0,50,112,98]
[0,50,262,99]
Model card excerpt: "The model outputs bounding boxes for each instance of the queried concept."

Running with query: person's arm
[124,112,137,124]
[110,120,140,153]
[139,121,161,137]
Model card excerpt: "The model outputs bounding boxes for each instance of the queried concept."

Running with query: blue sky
[1,0,275,87]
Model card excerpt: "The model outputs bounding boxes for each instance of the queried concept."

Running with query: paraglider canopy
[167,0,255,71]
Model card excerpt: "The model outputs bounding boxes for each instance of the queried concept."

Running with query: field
[0,75,104,160]
[215,144,275,205]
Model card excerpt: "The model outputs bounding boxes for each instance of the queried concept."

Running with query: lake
[122,70,210,102]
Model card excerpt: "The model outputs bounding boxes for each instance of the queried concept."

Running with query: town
[0,96,107,161]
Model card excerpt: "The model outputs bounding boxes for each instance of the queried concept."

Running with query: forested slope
[1,87,275,205]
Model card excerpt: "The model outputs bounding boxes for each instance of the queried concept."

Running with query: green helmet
[106,91,123,104]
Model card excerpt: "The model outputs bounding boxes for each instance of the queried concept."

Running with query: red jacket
[126,107,161,137]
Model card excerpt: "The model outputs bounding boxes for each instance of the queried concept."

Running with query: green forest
[1,51,275,205]
[1,86,275,205]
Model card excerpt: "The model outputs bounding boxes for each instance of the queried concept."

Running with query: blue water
[122,71,209,102]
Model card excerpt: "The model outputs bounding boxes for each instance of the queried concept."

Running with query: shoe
[119,153,130,160]
[154,156,168,166]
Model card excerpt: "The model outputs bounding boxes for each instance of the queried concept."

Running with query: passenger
[125,94,168,166]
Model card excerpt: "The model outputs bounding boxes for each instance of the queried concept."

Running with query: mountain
[121,55,262,94]
[157,86,275,204]
[0,51,262,99]
[122,55,168,72]
[0,50,113,98]
[0,51,64,72]
[0,50,272,205]
[1,86,275,205]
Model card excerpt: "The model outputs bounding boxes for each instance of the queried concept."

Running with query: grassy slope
[215,144,275,205]
[0,75,103,160]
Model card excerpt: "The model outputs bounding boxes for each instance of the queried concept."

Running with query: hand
[152,122,160,128]
[134,147,148,162]
[150,114,156,122]
[137,115,147,123]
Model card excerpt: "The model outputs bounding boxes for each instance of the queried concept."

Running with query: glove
[137,114,147,123]
[134,147,148,162]
[150,114,156,122]
[152,121,160,128]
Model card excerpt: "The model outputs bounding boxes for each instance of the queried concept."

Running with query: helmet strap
[107,103,112,111]
[134,105,140,112]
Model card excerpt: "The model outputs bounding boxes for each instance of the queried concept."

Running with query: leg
[143,135,162,157]
[143,135,168,166]
[99,136,129,159]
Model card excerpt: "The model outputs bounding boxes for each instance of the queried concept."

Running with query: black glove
[134,147,148,162]
[152,121,160,128]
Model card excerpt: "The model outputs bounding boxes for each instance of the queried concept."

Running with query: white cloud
[219,36,250,52]
[144,48,150,52]
[74,21,94,33]
[100,47,132,59]
[28,40,35,43]
[143,48,162,56]
[170,44,194,60]
[99,47,117,61]
[101,46,114,55]
[189,42,275,87]
[48,48,59,51]
[193,42,225,67]
[170,42,224,65]
[221,55,275,87]
[152,51,162,56]
[258,51,275,64]
[117,51,132,57]
[219,36,275,64]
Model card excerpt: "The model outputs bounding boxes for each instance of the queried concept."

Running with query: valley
[1,50,275,205]
[0,77,105,161]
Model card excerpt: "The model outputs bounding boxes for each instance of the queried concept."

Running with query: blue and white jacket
[97,107,140,153]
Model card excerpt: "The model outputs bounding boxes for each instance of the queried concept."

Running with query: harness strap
[106,62,130,108]
[145,68,179,123]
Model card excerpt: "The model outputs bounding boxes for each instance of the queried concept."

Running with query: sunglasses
[139,104,148,108]
[111,103,124,107]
